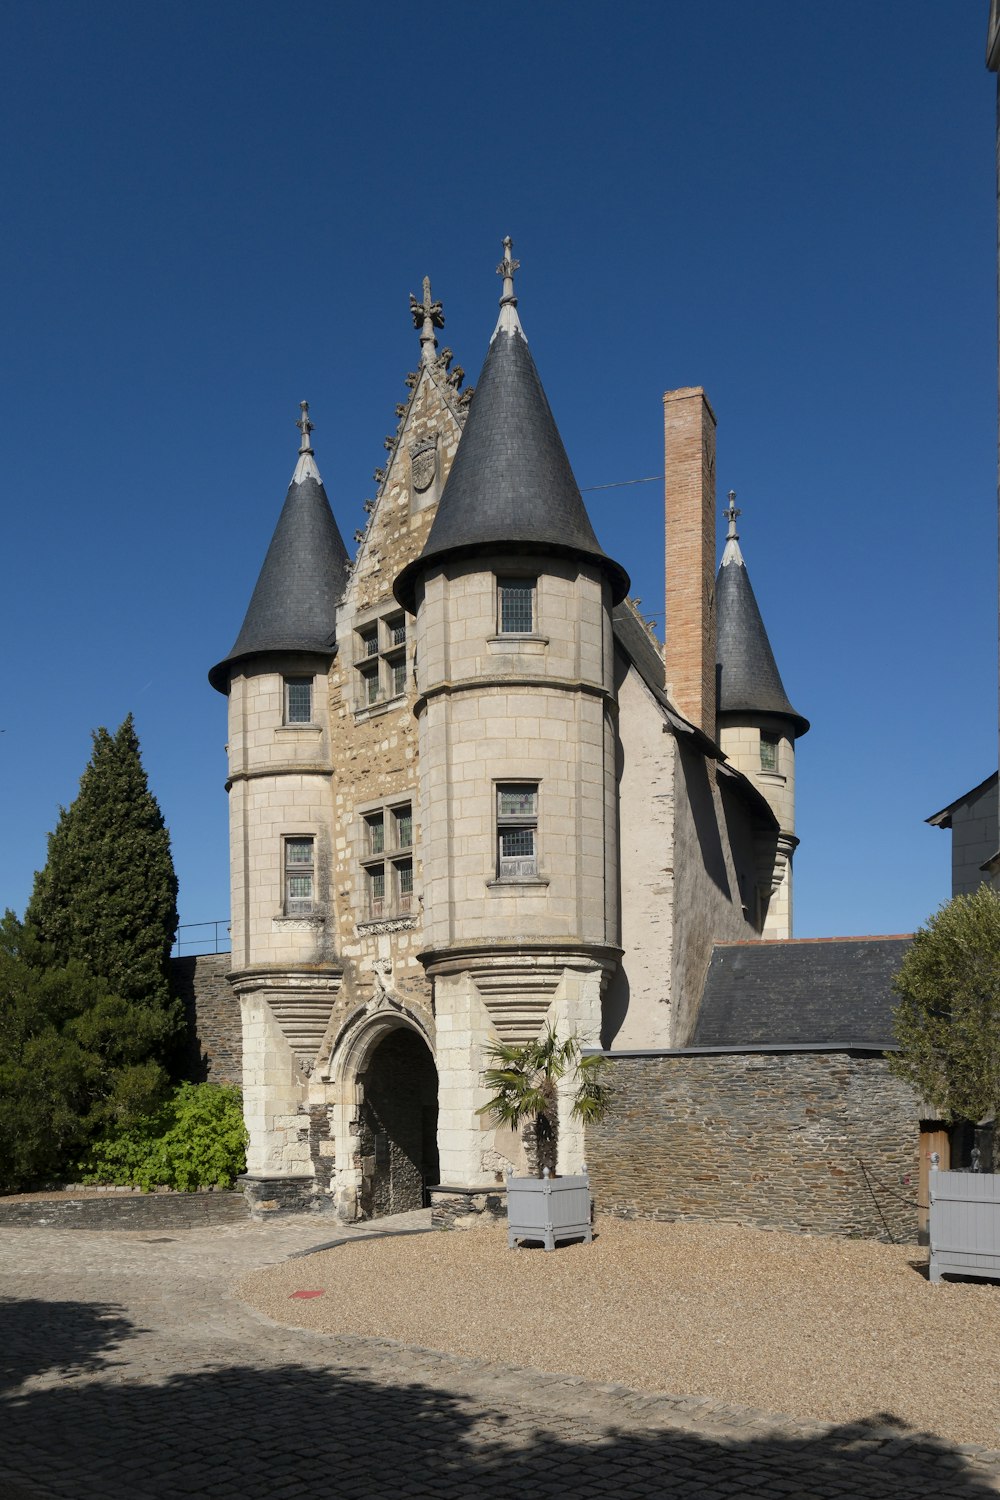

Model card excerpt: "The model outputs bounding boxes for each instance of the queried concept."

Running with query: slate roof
[690,936,912,1048]
[209,454,350,692]
[394,311,629,612]
[715,547,809,738]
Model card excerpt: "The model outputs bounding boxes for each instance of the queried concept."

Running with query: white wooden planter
[505,1167,592,1251]
[928,1158,1000,1284]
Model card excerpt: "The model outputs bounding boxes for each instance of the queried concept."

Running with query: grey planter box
[929,1164,1000,1284]
[506,1170,592,1251]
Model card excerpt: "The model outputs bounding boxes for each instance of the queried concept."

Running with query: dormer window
[497,577,536,635]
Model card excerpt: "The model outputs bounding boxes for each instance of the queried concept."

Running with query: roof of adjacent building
[690,935,912,1048]
[209,440,350,693]
[715,509,809,738]
[926,771,998,828]
[394,243,629,612]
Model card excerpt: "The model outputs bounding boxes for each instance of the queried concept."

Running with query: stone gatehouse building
[209,241,813,1221]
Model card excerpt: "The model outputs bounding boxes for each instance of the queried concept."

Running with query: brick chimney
[663,386,717,743]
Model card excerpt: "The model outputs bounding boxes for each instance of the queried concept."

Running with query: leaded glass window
[284,677,313,724]
[284,837,314,914]
[498,577,535,635]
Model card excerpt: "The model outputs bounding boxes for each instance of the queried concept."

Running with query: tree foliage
[25,714,180,1023]
[889,885,1000,1124]
[478,1027,610,1176]
[0,716,184,1190]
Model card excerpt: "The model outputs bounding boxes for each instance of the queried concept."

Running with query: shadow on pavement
[0,1297,139,1392]
[0,1295,993,1499]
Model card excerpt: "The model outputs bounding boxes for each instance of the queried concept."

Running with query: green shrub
[890,884,1000,1123]
[78,1082,247,1191]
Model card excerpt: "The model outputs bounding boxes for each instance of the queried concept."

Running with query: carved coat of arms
[409,434,438,493]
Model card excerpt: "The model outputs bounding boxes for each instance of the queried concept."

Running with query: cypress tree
[25,714,181,1040]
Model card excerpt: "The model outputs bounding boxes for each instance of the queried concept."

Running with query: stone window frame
[496,574,537,636]
[759,731,779,773]
[283,834,316,915]
[358,796,415,921]
[283,675,314,726]
[494,781,540,881]
[354,606,409,714]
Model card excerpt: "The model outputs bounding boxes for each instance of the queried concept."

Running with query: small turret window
[284,836,315,914]
[496,783,538,879]
[497,577,536,635]
[760,732,779,773]
[284,677,313,724]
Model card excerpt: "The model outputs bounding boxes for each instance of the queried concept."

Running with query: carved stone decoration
[356,915,416,937]
[409,434,438,493]
[230,967,344,1067]
[371,957,396,1010]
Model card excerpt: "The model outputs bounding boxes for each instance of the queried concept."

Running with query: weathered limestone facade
[210,250,808,1221]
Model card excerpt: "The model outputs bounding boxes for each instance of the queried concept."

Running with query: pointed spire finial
[720,490,744,567]
[409,275,445,365]
[724,489,741,540]
[496,235,520,306]
[296,400,315,454]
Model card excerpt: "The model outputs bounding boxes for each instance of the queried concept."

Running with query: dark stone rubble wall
[171,953,241,1086]
[585,1051,920,1243]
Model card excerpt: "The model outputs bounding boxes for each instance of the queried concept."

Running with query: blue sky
[0,2,995,944]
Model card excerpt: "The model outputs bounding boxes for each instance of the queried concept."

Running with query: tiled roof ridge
[715,933,913,947]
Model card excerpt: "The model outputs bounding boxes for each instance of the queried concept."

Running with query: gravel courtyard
[238,1216,1000,1448]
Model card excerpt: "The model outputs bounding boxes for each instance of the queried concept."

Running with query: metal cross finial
[409,275,444,364]
[724,489,741,539]
[296,400,315,453]
[496,235,520,306]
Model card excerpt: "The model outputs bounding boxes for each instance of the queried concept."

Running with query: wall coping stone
[585,1042,896,1058]
[429,1184,508,1196]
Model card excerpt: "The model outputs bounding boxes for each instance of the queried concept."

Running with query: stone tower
[394,240,630,1187]
[208,408,350,1179]
[714,494,809,937]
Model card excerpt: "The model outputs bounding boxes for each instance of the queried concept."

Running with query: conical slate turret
[715,495,808,737]
[209,403,351,692]
[394,239,629,612]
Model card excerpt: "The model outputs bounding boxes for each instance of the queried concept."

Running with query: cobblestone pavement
[1,1212,998,1500]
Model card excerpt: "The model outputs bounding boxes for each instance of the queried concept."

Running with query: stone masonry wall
[325,357,466,1022]
[586,1051,921,1242]
[172,953,241,1086]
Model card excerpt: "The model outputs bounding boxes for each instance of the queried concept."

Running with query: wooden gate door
[918,1124,951,1240]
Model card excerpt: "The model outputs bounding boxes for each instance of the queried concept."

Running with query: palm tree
[477,1027,610,1177]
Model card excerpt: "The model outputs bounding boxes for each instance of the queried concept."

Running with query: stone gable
[325,354,469,1021]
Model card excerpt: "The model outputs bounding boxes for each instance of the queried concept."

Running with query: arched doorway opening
[357,1027,439,1219]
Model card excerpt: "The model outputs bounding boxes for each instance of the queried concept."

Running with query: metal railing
[171,920,231,957]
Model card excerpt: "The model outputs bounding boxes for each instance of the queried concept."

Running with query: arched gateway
[357,1028,439,1217]
[328,1011,439,1221]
